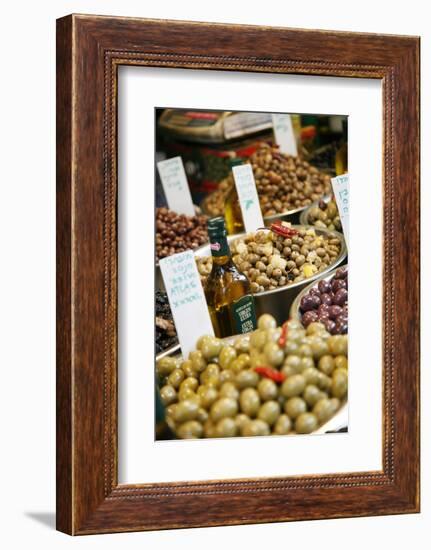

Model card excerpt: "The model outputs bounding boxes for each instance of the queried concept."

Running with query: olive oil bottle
[204,217,257,338]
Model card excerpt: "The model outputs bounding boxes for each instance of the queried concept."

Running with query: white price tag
[232,164,265,233]
[271,114,298,156]
[159,251,214,358]
[331,173,349,248]
[157,156,195,217]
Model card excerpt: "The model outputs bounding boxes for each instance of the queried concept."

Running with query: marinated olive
[167,368,185,389]
[215,417,238,438]
[331,370,348,398]
[273,414,292,435]
[160,385,177,406]
[200,337,223,360]
[281,374,306,398]
[313,397,340,423]
[303,384,325,407]
[236,369,259,389]
[218,345,237,369]
[239,388,261,417]
[258,314,277,330]
[257,378,278,401]
[174,399,200,423]
[241,419,270,437]
[295,412,318,434]
[157,356,178,376]
[177,420,203,439]
[263,342,284,367]
[318,355,335,375]
[219,382,240,400]
[197,385,218,409]
[210,397,238,422]
[258,401,281,426]
[189,350,207,373]
[284,396,307,419]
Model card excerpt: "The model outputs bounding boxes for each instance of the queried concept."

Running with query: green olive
[181,360,195,377]
[210,397,238,422]
[318,355,335,375]
[284,340,299,354]
[215,417,238,438]
[310,338,329,360]
[313,397,340,423]
[266,327,282,343]
[200,363,220,384]
[303,384,325,407]
[257,400,281,426]
[302,367,320,385]
[219,370,236,384]
[258,314,277,330]
[203,419,216,438]
[331,370,348,399]
[167,368,185,389]
[219,382,240,400]
[180,377,199,392]
[281,374,306,398]
[200,337,223,360]
[281,365,297,378]
[241,419,270,437]
[299,356,315,372]
[176,420,203,439]
[157,356,178,376]
[306,322,326,336]
[160,385,177,406]
[263,342,284,367]
[257,378,278,401]
[239,388,261,417]
[295,412,318,434]
[165,403,177,419]
[236,369,259,389]
[334,355,348,370]
[219,345,237,369]
[327,335,348,356]
[235,413,250,431]
[283,354,302,371]
[196,407,209,423]
[234,336,250,353]
[230,357,247,373]
[273,414,292,435]
[197,385,218,409]
[287,319,303,331]
[173,399,200,423]
[284,396,307,419]
[316,371,332,391]
[178,387,196,401]
[249,329,267,350]
[250,352,267,369]
[298,344,313,357]
[196,334,215,351]
[189,350,207,373]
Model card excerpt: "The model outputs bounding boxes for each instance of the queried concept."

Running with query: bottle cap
[207,216,227,238]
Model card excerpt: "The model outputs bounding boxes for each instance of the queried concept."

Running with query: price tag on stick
[271,114,298,156]
[232,164,264,233]
[159,251,214,358]
[331,173,349,248]
[157,156,195,217]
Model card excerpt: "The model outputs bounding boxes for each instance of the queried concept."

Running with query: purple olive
[335,320,348,334]
[310,294,321,309]
[318,303,330,315]
[302,310,319,327]
[328,305,343,320]
[318,280,331,294]
[300,295,315,312]
[320,293,333,306]
[335,266,348,279]
[331,279,347,292]
[333,288,348,306]
[323,318,336,334]
[309,287,321,296]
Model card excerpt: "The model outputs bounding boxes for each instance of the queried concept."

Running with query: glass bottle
[224,158,245,235]
[335,118,348,175]
[204,217,257,338]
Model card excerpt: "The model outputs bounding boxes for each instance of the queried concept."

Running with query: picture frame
[56,14,420,535]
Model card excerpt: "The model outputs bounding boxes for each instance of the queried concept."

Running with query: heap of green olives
[157,314,348,439]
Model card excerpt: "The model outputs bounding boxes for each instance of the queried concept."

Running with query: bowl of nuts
[194,224,347,324]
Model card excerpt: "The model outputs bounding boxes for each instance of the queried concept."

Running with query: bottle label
[231,295,257,334]
[210,238,230,257]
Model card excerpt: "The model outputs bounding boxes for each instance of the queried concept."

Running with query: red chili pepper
[269,220,299,238]
[254,366,285,384]
[278,321,289,348]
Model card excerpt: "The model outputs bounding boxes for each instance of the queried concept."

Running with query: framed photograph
[56,14,420,535]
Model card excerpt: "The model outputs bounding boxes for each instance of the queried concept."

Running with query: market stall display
[300,198,342,231]
[156,315,347,439]
[155,207,208,261]
[156,290,178,354]
[290,267,348,335]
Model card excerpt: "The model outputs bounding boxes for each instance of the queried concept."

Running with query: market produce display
[196,224,343,293]
[297,267,348,335]
[156,314,348,439]
[156,291,178,354]
[304,198,342,231]
[203,142,332,218]
[156,207,209,260]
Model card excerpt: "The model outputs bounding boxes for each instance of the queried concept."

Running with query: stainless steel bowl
[299,196,332,226]
[193,225,347,326]
[157,333,347,437]
[289,266,349,324]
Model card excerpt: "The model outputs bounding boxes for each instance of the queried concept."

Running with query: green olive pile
[306,199,341,231]
[157,314,348,439]
[196,227,342,292]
